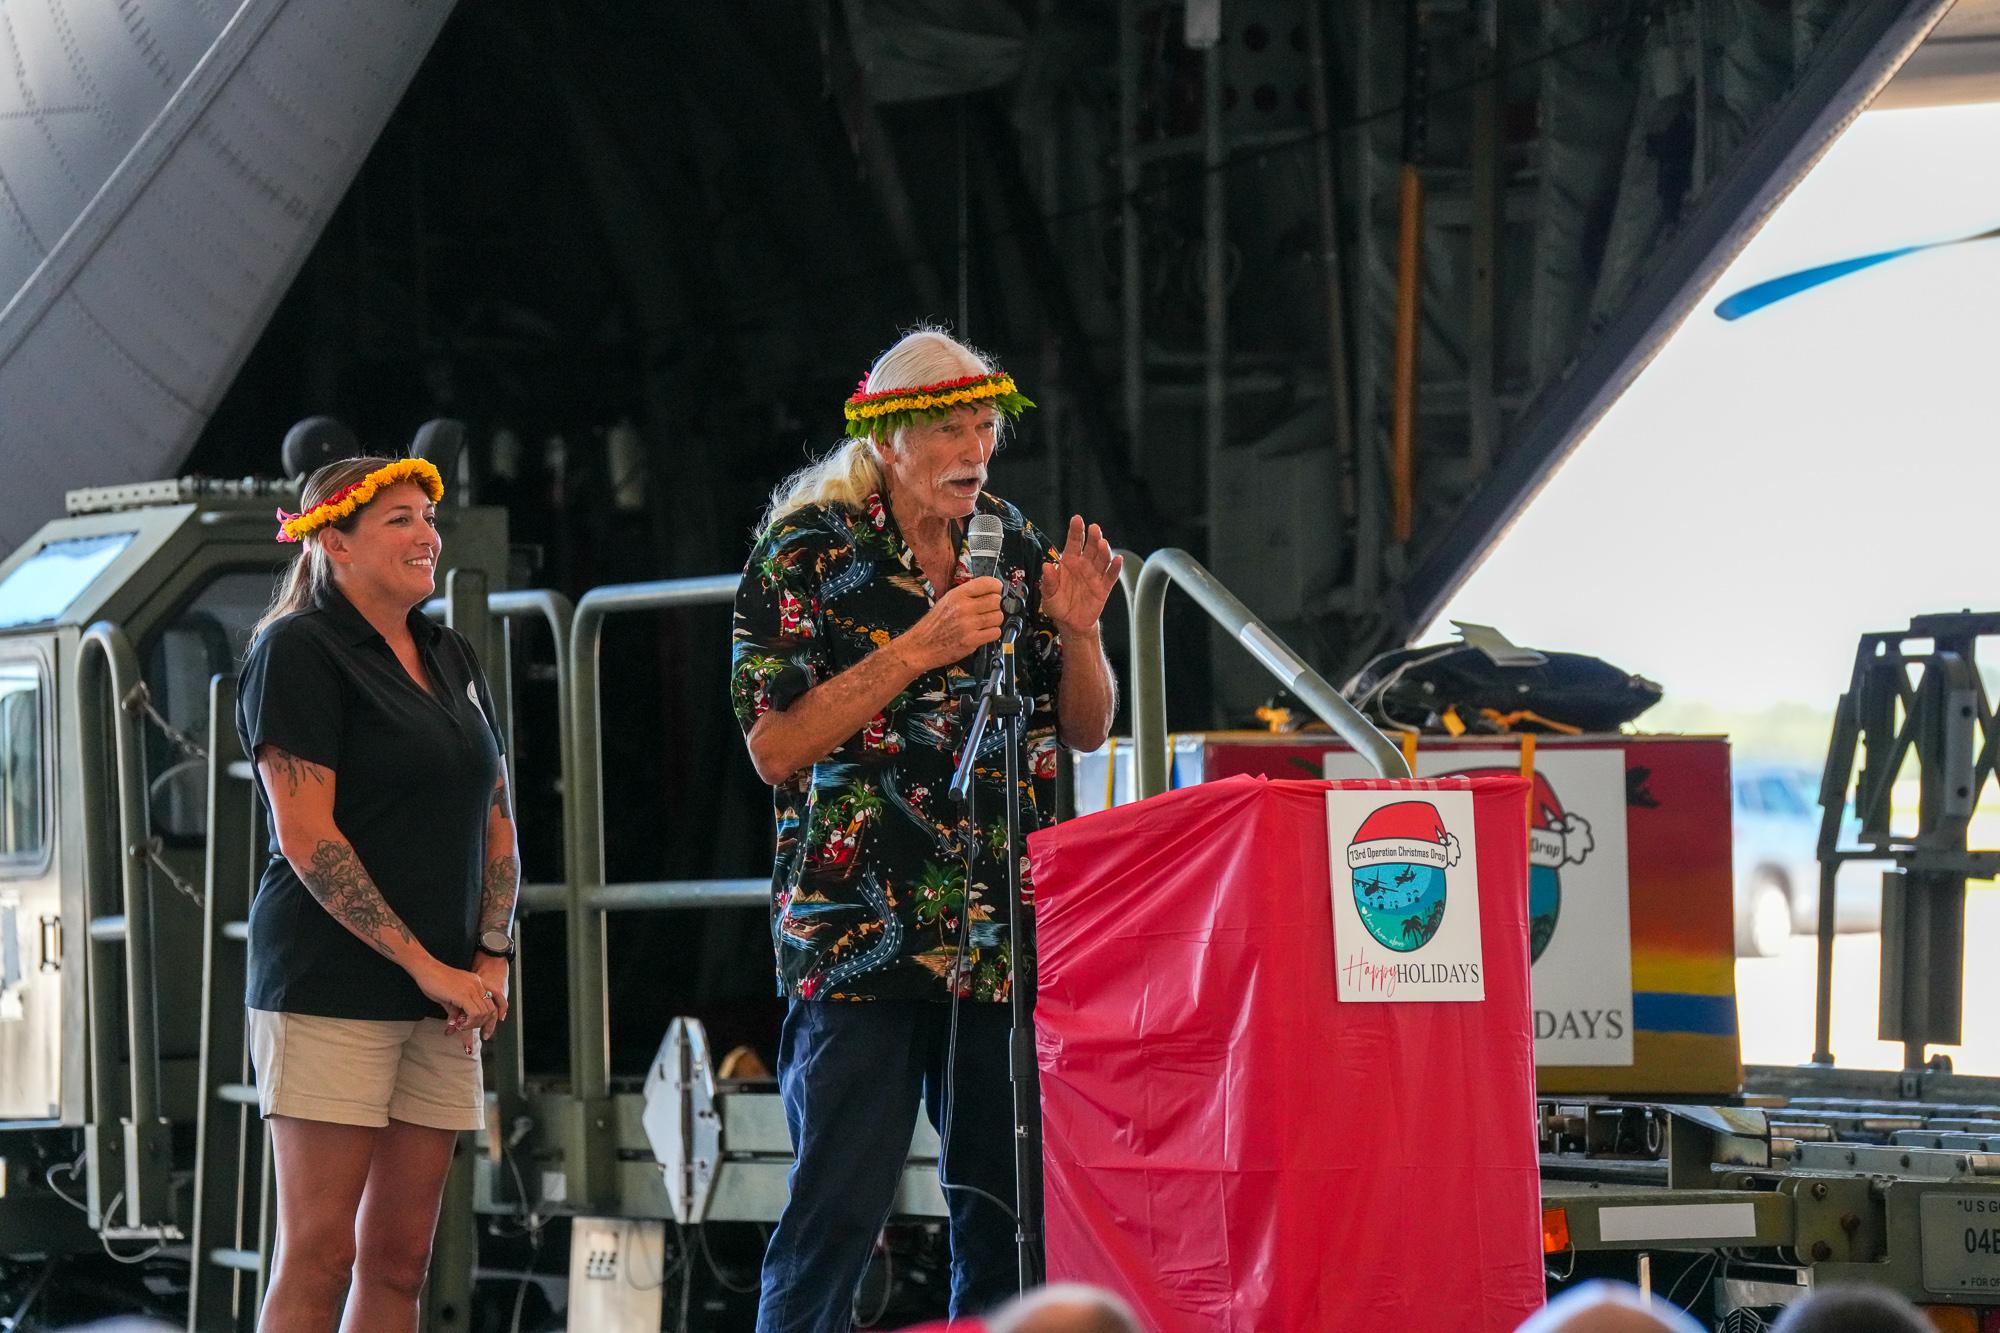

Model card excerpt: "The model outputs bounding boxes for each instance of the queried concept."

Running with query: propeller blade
[1714,246,1920,320]
[1713,226,2000,320]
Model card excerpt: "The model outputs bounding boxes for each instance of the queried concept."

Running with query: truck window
[1758,774,1811,819]
[0,664,45,863]
[0,532,135,629]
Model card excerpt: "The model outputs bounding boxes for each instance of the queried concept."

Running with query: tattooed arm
[254,744,496,1030]
[481,769,520,939]
[470,768,520,1038]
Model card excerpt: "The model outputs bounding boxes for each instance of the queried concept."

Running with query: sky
[1426,102,2000,713]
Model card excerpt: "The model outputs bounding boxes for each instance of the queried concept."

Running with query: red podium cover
[1026,775,1544,1331]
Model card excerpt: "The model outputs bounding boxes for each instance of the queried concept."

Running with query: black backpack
[1344,629,1662,736]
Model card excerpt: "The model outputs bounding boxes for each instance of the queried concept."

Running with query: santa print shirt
[730,491,1065,1003]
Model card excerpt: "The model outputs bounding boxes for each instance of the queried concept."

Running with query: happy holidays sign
[1326,790,1485,1003]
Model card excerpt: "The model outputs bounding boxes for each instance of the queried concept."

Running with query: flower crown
[275,457,445,543]
[842,371,1035,441]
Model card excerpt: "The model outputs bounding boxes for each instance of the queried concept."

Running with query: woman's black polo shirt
[235,584,504,1020]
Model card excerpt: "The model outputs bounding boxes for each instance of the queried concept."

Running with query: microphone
[965,512,1004,583]
[965,513,1021,615]
[964,513,1006,684]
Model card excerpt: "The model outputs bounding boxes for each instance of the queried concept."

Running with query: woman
[732,328,1122,1330]
[236,455,519,1332]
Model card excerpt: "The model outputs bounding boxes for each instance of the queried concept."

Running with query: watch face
[479,930,512,954]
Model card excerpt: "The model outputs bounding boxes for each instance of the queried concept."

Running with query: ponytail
[756,437,887,536]
[249,548,326,643]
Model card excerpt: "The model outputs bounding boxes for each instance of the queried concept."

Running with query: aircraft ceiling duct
[0,0,458,553]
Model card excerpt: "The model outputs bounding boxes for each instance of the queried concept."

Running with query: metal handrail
[566,574,739,1107]
[1128,550,1407,799]
[1113,546,1140,615]
[425,586,575,766]
[519,878,765,914]
[432,582,576,1122]
[77,624,163,1127]
[426,586,575,709]
[77,621,169,1227]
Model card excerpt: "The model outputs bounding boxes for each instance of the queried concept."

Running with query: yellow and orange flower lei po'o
[842,371,1034,440]
[274,457,446,543]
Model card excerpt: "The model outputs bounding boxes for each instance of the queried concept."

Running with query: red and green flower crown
[842,371,1034,440]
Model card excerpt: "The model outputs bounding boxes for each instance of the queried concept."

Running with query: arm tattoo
[490,773,511,819]
[480,852,520,937]
[299,839,416,959]
[264,746,326,799]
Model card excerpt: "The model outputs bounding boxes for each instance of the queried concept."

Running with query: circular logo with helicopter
[1345,800,1462,952]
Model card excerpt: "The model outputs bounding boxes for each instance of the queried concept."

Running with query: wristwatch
[476,929,515,961]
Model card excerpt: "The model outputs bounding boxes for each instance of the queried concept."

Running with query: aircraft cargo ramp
[0,2,452,551]
[0,0,1988,673]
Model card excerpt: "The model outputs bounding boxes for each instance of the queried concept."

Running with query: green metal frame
[431,581,577,1131]
[75,621,173,1230]
[186,673,265,1331]
[560,573,740,1208]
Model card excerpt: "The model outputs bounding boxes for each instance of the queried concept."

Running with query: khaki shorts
[248,1008,485,1132]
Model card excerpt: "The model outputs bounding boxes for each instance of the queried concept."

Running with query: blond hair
[250,455,403,640]
[757,326,1004,534]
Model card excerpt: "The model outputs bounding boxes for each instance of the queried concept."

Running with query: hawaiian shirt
[730,491,1066,1002]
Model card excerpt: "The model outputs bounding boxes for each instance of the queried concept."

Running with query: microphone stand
[948,606,1042,1293]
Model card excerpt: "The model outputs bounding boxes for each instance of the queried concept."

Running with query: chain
[121,682,207,761]
[135,837,203,909]
[90,683,210,908]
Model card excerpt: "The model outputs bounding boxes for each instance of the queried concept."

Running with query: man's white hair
[755,324,1002,535]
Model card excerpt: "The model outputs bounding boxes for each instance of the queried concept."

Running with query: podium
[1026,775,1545,1331]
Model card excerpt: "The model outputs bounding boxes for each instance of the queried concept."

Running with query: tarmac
[1735,885,2000,1076]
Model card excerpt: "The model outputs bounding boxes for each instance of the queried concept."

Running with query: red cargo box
[1076,732,1740,1095]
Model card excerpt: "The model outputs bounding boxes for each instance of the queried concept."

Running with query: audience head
[986,1283,1142,1333]
[1769,1284,1931,1333]
[1515,1281,1704,1333]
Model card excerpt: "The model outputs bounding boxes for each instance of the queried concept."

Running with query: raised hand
[899,576,1006,673]
[1039,516,1123,637]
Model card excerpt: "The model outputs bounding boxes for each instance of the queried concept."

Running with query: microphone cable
[937,803,1022,1229]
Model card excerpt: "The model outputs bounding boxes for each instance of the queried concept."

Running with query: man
[731,328,1119,1330]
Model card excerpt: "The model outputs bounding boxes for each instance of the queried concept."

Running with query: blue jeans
[755,998,1025,1333]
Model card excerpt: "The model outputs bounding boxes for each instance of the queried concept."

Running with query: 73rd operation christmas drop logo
[1346,800,1462,951]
